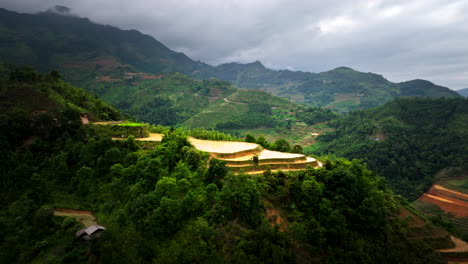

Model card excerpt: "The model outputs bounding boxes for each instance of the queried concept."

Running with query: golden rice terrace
[188,137,322,174]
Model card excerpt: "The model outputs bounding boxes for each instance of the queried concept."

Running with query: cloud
[1,0,467,89]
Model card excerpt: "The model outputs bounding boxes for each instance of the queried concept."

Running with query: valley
[0,5,467,264]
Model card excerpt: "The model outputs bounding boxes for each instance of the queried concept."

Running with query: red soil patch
[140,74,164,80]
[265,207,289,232]
[398,208,426,227]
[91,56,120,69]
[448,258,468,264]
[97,76,120,82]
[420,193,468,217]
[431,184,468,201]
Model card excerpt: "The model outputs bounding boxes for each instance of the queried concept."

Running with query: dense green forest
[0,66,451,263]
[311,98,468,200]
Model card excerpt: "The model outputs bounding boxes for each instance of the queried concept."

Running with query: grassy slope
[87,72,295,130]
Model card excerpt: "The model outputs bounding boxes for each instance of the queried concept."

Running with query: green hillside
[0,64,119,119]
[0,8,460,114]
[310,97,468,200]
[84,71,298,130]
[0,63,121,150]
[0,8,207,79]
[0,69,451,262]
[195,64,461,111]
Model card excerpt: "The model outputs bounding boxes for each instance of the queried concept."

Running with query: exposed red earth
[419,183,468,218]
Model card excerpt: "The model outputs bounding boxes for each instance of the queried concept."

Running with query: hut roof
[75,224,106,237]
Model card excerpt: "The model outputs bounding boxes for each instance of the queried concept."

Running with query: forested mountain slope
[84,71,295,129]
[0,63,120,152]
[0,8,207,78]
[0,8,460,113]
[0,66,453,263]
[312,98,468,200]
[194,63,460,111]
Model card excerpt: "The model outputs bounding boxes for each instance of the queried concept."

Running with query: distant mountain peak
[332,66,356,72]
[247,60,265,68]
[44,5,74,16]
[457,87,468,97]
[401,79,435,85]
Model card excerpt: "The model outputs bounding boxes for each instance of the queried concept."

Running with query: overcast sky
[2,0,468,90]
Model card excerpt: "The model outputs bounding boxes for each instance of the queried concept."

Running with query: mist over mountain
[0,8,460,113]
[1,4,468,264]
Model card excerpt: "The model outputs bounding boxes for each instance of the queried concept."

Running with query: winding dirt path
[439,236,468,253]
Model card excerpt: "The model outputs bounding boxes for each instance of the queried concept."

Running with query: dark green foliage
[272,139,291,152]
[88,123,150,138]
[0,121,447,263]
[295,107,337,125]
[0,8,205,76]
[245,134,256,143]
[205,158,229,188]
[0,50,453,264]
[312,98,468,200]
[0,63,120,122]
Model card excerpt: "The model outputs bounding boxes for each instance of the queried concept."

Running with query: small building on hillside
[75,224,106,241]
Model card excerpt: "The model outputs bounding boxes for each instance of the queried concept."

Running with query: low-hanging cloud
[1,0,467,89]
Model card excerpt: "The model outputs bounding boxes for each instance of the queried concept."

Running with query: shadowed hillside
[0,8,460,113]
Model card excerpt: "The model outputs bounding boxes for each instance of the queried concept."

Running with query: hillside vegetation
[0,8,460,113]
[311,98,468,200]
[85,71,300,129]
[0,63,120,151]
[0,69,451,263]
[194,63,460,111]
[0,8,207,77]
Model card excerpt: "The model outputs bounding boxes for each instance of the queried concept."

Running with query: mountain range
[457,88,468,97]
[0,8,460,114]
[1,6,467,263]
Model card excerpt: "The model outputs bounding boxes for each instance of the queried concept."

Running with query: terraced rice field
[188,137,321,174]
[413,177,468,237]
[92,121,125,125]
[440,178,468,194]
[188,137,259,154]
[113,133,164,142]
[418,184,468,218]
[412,200,444,215]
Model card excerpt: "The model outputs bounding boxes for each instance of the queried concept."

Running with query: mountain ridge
[0,7,460,112]
[457,88,468,97]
